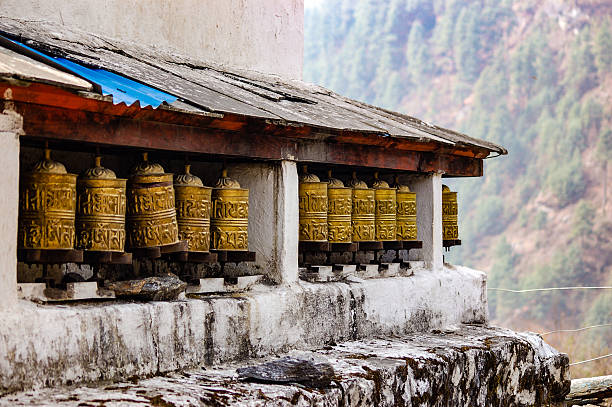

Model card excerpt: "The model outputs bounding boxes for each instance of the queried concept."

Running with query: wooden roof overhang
[2,80,485,177]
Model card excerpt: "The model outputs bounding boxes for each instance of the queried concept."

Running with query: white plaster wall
[0,266,488,392]
[0,104,21,310]
[410,173,443,270]
[227,161,298,284]
[0,0,304,79]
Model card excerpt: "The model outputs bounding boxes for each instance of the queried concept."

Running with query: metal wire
[540,323,612,335]
[570,353,612,366]
[488,286,612,293]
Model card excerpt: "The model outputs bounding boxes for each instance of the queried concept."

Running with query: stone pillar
[0,107,21,310]
[410,173,443,270]
[228,161,298,284]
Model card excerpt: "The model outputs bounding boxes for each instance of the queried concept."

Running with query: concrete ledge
[0,326,569,406]
[0,265,487,392]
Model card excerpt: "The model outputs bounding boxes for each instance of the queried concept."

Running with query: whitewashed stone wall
[0,103,21,311]
[0,0,304,79]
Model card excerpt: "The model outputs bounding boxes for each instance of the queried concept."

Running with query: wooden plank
[330,243,358,253]
[402,241,423,250]
[567,375,612,403]
[357,242,384,251]
[299,242,331,253]
[82,251,133,264]
[443,239,462,248]
[18,248,83,264]
[382,241,404,250]
[131,246,161,259]
[213,251,256,263]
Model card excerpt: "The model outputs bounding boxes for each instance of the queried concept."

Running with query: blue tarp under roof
[4,36,177,108]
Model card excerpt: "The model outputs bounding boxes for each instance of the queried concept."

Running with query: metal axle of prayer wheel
[325,170,352,243]
[298,166,328,242]
[394,177,417,241]
[347,171,375,242]
[372,172,396,241]
[210,169,249,251]
[442,185,459,240]
[174,164,212,252]
[76,156,127,252]
[18,145,77,249]
[126,153,179,249]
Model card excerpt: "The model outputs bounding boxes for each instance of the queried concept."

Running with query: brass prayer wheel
[126,153,179,248]
[298,166,328,242]
[372,172,396,241]
[325,170,352,243]
[347,172,375,242]
[442,185,459,239]
[210,169,249,251]
[18,147,77,249]
[395,177,417,241]
[174,165,212,252]
[76,156,127,252]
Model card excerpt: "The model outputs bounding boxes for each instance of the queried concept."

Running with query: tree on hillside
[453,5,480,81]
[596,130,612,213]
[406,21,433,84]
[594,18,612,75]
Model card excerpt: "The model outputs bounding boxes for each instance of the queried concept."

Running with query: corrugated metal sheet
[3,36,177,108]
[0,17,507,155]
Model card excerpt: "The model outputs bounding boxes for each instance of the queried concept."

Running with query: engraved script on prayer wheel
[126,153,179,248]
[210,169,249,251]
[76,156,127,252]
[394,177,417,241]
[325,170,352,243]
[174,165,212,252]
[347,172,375,242]
[442,185,459,240]
[372,172,396,241]
[298,166,328,242]
[18,147,77,249]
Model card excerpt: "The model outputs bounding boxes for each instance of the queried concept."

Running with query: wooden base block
[357,242,383,251]
[330,243,358,252]
[18,249,83,264]
[132,241,189,259]
[214,250,256,263]
[443,239,462,249]
[298,242,330,253]
[83,251,133,264]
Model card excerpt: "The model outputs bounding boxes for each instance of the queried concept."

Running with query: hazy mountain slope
[305,0,612,377]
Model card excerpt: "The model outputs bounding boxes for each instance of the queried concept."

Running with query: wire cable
[488,286,612,293]
[570,353,612,366]
[540,323,612,336]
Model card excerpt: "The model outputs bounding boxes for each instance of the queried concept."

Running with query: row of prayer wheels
[18,148,249,253]
[298,167,459,243]
[298,167,418,243]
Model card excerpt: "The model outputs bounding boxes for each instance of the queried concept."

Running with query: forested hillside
[305,0,612,377]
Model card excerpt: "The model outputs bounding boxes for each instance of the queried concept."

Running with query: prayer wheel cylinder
[126,153,179,248]
[326,171,352,243]
[442,185,459,239]
[348,172,375,242]
[76,156,127,252]
[298,166,328,242]
[395,178,417,241]
[174,165,212,252]
[210,169,249,251]
[18,147,77,249]
[372,173,396,241]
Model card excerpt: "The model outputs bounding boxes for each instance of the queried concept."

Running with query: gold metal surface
[298,166,328,242]
[395,178,417,241]
[210,169,248,251]
[18,148,77,249]
[372,172,396,241]
[348,172,375,242]
[442,185,459,240]
[326,171,352,243]
[76,156,127,252]
[175,165,212,252]
[126,153,179,248]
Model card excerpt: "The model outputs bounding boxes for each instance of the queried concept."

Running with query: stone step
[0,326,569,407]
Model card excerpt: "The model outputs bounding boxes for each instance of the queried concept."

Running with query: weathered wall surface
[0,0,304,79]
[0,266,486,392]
[0,104,21,311]
[0,326,570,406]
